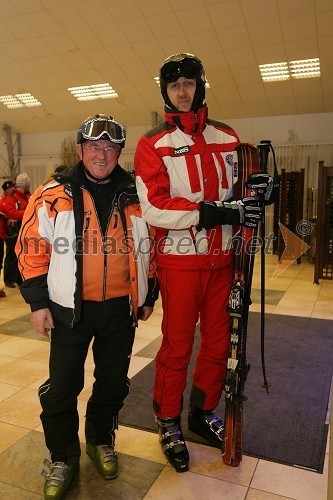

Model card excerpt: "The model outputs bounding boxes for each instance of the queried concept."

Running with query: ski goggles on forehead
[160,57,203,83]
[80,119,126,143]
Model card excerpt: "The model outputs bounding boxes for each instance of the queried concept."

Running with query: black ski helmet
[159,53,206,112]
[77,114,126,148]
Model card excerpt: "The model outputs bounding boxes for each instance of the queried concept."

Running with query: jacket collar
[165,105,207,135]
[55,162,137,199]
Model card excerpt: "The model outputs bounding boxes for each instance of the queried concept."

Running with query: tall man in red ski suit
[134,53,273,472]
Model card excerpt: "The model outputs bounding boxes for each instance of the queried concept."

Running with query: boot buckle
[162,439,185,451]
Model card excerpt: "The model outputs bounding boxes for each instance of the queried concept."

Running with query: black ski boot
[188,405,224,448]
[156,416,189,472]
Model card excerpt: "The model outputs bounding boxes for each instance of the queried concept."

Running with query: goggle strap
[81,131,124,143]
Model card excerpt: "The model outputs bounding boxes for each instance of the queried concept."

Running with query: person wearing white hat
[15,172,31,191]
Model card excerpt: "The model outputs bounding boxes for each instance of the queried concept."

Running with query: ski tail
[223,395,243,466]
[222,143,260,466]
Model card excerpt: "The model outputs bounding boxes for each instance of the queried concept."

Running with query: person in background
[0,174,31,288]
[16,114,159,500]
[0,180,16,297]
[43,164,68,184]
[135,53,273,472]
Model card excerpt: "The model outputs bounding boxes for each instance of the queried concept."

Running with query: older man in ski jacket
[16,114,159,499]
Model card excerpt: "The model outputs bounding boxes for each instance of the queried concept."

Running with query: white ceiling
[1,0,333,134]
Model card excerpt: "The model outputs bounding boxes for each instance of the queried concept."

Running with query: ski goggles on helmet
[80,117,126,144]
[160,54,204,83]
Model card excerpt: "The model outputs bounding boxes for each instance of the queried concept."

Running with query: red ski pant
[154,264,233,418]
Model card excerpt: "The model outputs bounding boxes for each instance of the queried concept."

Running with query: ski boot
[156,416,189,472]
[42,459,79,500]
[86,443,118,479]
[188,404,224,448]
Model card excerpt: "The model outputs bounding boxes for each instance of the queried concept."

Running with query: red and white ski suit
[135,105,240,417]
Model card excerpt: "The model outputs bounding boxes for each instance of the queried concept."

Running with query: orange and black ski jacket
[16,162,158,328]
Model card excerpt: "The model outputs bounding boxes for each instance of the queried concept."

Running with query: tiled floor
[0,255,332,499]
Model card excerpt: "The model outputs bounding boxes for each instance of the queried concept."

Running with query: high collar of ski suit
[165,105,208,136]
[53,161,137,201]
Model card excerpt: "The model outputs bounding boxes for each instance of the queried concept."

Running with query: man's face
[77,140,120,179]
[166,77,196,112]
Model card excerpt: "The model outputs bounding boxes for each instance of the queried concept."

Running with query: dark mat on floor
[119,312,333,472]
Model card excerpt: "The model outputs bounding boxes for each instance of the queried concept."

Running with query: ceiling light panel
[289,58,320,79]
[68,83,118,101]
[259,62,290,82]
[0,93,41,109]
[259,58,321,82]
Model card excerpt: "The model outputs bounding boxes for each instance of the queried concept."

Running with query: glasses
[160,55,203,83]
[80,118,126,144]
[84,145,119,154]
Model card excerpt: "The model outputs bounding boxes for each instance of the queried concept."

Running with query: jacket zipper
[83,211,91,232]
[102,197,117,301]
[188,227,198,254]
[83,188,117,302]
[118,193,136,326]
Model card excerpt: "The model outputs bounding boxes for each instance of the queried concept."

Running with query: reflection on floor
[0,255,331,499]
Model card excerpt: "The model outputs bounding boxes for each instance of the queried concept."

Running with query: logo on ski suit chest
[173,145,190,155]
[64,184,73,197]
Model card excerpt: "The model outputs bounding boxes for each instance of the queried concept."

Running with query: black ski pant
[39,296,135,464]
[4,236,21,285]
[0,238,4,273]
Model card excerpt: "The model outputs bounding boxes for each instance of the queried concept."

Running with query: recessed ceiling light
[0,93,41,109]
[289,58,320,79]
[259,63,290,82]
[68,83,118,101]
[154,77,210,88]
[259,58,320,82]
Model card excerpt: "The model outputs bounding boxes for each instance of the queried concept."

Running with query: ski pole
[257,140,271,394]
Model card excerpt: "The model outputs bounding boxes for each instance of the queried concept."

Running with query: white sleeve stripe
[136,176,199,229]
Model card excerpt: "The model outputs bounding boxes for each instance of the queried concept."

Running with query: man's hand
[199,199,262,229]
[31,308,54,337]
[240,197,263,228]
[138,306,154,321]
[246,172,278,205]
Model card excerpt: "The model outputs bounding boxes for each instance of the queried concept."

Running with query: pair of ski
[222,141,275,466]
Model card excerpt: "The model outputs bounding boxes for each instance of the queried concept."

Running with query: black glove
[199,198,262,230]
[246,172,279,205]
